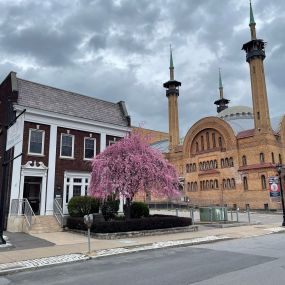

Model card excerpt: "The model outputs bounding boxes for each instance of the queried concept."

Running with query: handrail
[53,198,64,227]
[10,199,36,228]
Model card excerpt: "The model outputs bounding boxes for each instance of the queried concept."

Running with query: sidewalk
[0,223,284,275]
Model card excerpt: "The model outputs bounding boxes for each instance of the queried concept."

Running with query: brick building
[150,3,285,210]
[0,72,130,229]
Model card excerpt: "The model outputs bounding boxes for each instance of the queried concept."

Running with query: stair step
[28,215,62,234]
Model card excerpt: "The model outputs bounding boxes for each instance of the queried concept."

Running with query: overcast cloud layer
[0,0,284,136]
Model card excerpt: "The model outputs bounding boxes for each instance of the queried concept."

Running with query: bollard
[176,208,179,216]
[230,209,233,221]
[236,208,239,223]
[192,208,195,225]
[247,208,251,224]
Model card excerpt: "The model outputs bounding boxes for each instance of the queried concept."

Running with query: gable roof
[16,78,130,127]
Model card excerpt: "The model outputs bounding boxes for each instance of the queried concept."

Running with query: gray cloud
[0,0,284,136]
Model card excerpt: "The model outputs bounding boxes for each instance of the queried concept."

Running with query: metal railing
[53,198,64,227]
[10,199,36,228]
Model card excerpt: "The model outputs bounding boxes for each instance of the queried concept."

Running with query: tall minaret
[242,0,271,132]
[163,46,181,150]
[214,68,230,113]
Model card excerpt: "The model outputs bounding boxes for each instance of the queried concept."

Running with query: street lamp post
[276,164,285,227]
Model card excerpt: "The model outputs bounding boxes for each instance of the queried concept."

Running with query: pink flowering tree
[89,132,180,217]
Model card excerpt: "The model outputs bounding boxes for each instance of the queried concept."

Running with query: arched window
[231,178,236,189]
[225,158,229,167]
[243,176,248,191]
[203,162,206,170]
[201,136,204,151]
[271,153,275,164]
[190,182,194,191]
[193,163,196,172]
[200,181,203,191]
[229,157,234,167]
[261,175,266,190]
[223,179,226,189]
[227,179,231,189]
[279,154,282,164]
[186,164,189,173]
[206,180,209,189]
[196,142,199,153]
[206,161,210,170]
[260,153,265,163]
[212,133,216,148]
[194,182,198,191]
[221,159,224,168]
[215,180,219,189]
[242,155,247,166]
[218,137,222,148]
[214,160,218,169]
[187,182,190,192]
[203,181,206,190]
[210,180,214,189]
[206,132,210,149]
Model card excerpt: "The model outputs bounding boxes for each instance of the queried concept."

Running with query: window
[29,129,44,155]
[271,152,275,164]
[84,138,96,160]
[201,136,204,151]
[73,185,81,197]
[242,155,247,166]
[279,154,282,164]
[218,137,222,148]
[231,179,236,189]
[243,177,248,191]
[261,175,266,190]
[206,132,210,149]
[260,153,265,163]
[196,142,199,153]
[212,133,216,148]
[221,159,224,168]
[61,134,74,158]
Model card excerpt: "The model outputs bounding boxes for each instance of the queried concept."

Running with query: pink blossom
[89,132,180,201]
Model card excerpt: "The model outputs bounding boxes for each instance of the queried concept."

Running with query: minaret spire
[163,46,181,151]
[219,68,223,99]
[214,68,230,113]
[170,45,174,80]
[242,1,271,132]
[249,0,257,40]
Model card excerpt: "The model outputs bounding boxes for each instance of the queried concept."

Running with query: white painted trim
[60,133,75,159]
[14,105,131,134]
[46,124,57,215]
[20,162,48,216]
[84,137,96,160]
[100,133,106,152]
[28,128,45,156]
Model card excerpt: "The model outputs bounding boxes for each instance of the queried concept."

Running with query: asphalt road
[1,233,284,285]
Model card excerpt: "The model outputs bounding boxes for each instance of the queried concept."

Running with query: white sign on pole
[6,114,24,151]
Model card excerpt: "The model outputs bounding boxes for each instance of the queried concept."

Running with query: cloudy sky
[0,0,284,135]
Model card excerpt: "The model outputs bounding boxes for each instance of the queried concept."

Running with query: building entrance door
[23,177,42,215]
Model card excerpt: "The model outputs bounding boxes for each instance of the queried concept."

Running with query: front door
[23,177,42,215]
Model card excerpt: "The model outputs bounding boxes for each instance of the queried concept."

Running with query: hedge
[66,215,192,233]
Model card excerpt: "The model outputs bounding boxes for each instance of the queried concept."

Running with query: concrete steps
[28,216,62,234]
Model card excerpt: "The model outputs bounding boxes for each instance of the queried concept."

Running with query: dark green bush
[67,196,100,217]
[101,197,120,221]
[130,202,149,218]
[66,215,192,233]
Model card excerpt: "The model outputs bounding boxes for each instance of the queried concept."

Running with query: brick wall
[54,127,101,197]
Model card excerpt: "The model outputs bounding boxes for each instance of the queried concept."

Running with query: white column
[45,124,57,215]
[100,132,106,153]
[9,127,24,204]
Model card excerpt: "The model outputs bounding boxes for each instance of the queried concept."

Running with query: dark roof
[16,78,130,127]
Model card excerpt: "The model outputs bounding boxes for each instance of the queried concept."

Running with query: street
[0,233,284,285]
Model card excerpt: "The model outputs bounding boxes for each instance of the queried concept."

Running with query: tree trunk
[125,198,131,219]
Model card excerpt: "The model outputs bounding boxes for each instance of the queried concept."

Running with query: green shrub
[130,202,149,219]
[101,197,120,221]
[68,196,100,217]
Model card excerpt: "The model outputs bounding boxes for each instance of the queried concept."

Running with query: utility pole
[0,109,25,244]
